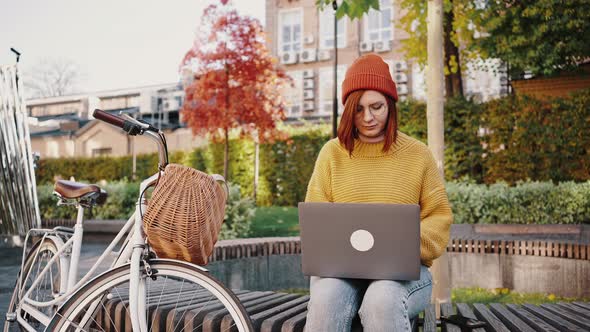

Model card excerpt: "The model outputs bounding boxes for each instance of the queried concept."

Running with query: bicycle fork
[129,175,158,332]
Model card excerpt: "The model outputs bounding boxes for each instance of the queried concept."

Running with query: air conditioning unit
[360,41,373,53]
[374,40,391,53]
[280,52,298,65]
[303,69,315,79]
[304,35,315,45]
[396,84,408,95]
[303,90,315,100]
[288,105,302,117]
[318,50,331,61]
[394,73,408,83]
[300,49,317,63]
[303,79,314,89]
[162,98,180,111]
[303,101,315,111]
[393,60,408,72]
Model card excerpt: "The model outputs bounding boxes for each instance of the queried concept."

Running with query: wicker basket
[143,164,227,265]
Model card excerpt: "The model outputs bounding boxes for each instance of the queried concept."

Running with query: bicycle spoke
[168,278,186,328]
[189,294,218,332]
[171,285,203,332]
[98,296,118,332]
[112,286,131,318]
[149,275,168,332]
[222,321,237,332]
[56,312,88,331]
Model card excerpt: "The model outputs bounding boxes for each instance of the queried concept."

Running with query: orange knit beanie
[341,53,398,105]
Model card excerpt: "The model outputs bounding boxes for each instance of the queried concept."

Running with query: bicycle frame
[14,127,168,332]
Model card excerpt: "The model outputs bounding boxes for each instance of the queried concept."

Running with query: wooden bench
[99,289,590,331]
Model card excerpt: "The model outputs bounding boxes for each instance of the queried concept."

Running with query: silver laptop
[298,202,421,280]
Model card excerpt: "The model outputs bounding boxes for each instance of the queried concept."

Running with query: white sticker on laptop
[350,229,374,252]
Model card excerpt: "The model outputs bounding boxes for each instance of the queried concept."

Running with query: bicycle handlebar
[92,108,169,168]
[93,109,125,129]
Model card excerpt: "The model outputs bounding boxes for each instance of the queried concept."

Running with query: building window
[364,0,393,42]
[283,71,303,118]
[319,6,347,49]
[92,147,112,157]
[319,66,346,115]
[278,9,303,53]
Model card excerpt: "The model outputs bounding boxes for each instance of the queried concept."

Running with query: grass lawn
[280,287,589,305]
[451,287,589,305]
[250,206,299,237]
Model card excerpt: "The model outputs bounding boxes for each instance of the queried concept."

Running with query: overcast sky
[0,0,265,94]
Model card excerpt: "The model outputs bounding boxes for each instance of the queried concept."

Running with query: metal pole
[332,0,338,138]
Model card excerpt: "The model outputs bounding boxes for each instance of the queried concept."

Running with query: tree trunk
[443,0,464,98]
[224,128,229,181]
[427,0,452,316]
[224,55,230,182]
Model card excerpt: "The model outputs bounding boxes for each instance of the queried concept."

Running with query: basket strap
[211,174,229,197]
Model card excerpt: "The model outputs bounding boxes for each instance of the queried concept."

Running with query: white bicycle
[5,109,253,332]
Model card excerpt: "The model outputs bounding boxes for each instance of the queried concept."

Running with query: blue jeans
[305,265,432,332]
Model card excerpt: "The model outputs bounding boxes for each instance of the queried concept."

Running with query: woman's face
[354,90,388,143]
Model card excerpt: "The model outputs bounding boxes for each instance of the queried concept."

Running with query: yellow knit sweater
[305,131,453,267]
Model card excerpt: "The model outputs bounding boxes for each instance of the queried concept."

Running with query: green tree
[475,0,590,77]
[318,0,480,98]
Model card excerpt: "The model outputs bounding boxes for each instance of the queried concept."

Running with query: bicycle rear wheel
[46,259,253,332]
[4,237,63,332]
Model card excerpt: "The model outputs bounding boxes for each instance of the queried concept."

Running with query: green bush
[219,182,255,239]
[38,180,590,225]
[37,181,139,220]
[447,180,590,224]
[482,89,590,184]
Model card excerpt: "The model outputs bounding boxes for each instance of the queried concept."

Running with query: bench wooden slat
[573,301,590,311]
[540,303,590,328]
[150,289,245,330]
[184,292,277,331]
[251,296,309,331]
[506,304,561,332]
[521,303,587,332]
[220,294,303,331]
[455,303,486,332]
[281,310,308,332]
[472,303,511,332]
[422,303,437,332]
[488,303,536,332]
[556,302,590,320]
[164,292,241,331]
[440,302,461,332]
[260,301,309,332]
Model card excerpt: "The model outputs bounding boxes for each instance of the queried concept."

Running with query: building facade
[266,0,507,120]
[267,0,418,120]
[27,83,205,159]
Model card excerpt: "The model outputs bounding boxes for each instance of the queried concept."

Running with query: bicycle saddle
[54,180,108,205]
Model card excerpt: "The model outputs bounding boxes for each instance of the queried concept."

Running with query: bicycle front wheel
[46,259,253,332]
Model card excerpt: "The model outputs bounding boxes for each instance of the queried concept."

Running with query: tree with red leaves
[181,4,290,180]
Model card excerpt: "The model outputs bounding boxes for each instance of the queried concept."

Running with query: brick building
[265,0,507,120]
[511,62,590,99]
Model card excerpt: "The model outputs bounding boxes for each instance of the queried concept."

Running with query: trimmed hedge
[447,180,590,224]
[36,90,590,208]
[482,89,590,184]
[38,180,590,225]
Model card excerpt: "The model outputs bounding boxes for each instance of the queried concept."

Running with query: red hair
[337,90,398,156]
